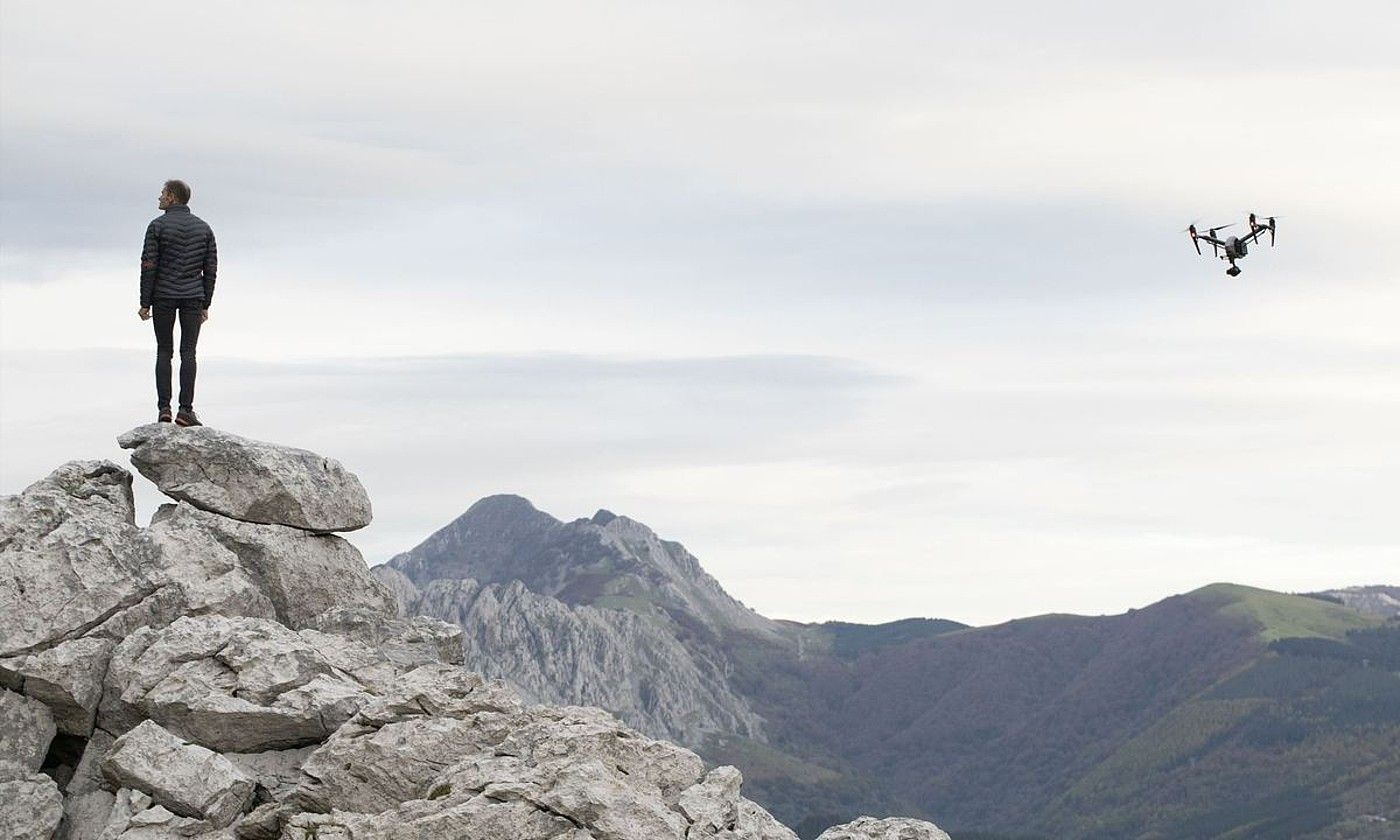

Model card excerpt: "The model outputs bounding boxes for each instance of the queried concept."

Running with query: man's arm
[201,228,218,309]
[139,219,160,309]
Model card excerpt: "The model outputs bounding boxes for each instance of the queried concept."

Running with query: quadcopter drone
[1187,213,1277,276]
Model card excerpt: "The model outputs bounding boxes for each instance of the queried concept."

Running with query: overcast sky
[2,2,1397,626]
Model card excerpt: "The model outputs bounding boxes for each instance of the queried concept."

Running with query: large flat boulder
[0,461,163,658]
[117,425,371,533]
[100,616,386,752]
[147,504,395,629]
[102,720,256,829]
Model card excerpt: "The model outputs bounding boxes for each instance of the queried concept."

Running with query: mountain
[378,496,1400,839]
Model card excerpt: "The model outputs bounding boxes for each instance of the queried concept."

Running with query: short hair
[163,179,191,204]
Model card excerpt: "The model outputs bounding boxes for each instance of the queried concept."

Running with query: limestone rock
[816,817,953,840]
[0,770,64,840]
[294,665,524,813]
[1,688,56,773]
[0,461,163,658]
[368,564,419,616]
[223,746,316,802]
[100,616,381,751]
[102,720,255,828]
[1,637,115,735]
[310,606,462,668]
[679,767,744,835]
[117,425,371,533]
[147,504,395,630]
[92,787,235,839]
[283,799,591,840]
[55,789,114,840]
[67,729,115,795]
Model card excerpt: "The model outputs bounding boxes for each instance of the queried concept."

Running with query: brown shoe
[158,408,173,423]
[175,409,202,427]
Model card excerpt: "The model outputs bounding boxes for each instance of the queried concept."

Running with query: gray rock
[67,729,115,796]
[679,767,744,835]
[1,688,56,773]
[100,616,379,752]
[91,787,236,839]
[55,789,114,840]
[0,771,64,840]
[282,800,591,840]
[0,461,163,659]
[1,637,115,735]
[102,721,255,829]
[294,665,524,813]
[117,425,371,533]
[147,504,395,630]
[310,606,462,668]
[222,746,316,802]
[816,817,952,840]
[368,564,419,616]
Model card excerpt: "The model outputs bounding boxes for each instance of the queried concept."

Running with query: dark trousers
[153,299,203,411]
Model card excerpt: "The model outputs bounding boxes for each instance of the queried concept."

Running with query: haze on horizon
[2,1,1397,627]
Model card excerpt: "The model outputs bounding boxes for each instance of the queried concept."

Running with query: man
[139,179,217,426]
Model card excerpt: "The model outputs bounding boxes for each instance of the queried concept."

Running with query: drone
[1187,213,1277,276]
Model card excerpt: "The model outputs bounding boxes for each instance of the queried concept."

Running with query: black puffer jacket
[139,205,218,308]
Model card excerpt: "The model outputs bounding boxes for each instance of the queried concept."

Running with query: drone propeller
[1187,223,1201,255]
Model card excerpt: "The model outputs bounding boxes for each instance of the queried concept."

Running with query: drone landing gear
[1226,265,1242,277]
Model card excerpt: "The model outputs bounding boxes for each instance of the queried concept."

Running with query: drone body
[1187,213,1276,276]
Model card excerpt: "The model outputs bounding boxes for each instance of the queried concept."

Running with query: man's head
[158,179,191,209]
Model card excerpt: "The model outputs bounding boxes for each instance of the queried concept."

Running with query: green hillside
[1189,582,1382,641]
[723,583,1400,839]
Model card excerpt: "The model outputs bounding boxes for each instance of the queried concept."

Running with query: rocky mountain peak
[387,495,779,642]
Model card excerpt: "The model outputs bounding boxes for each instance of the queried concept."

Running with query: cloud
[1,2,1397,625]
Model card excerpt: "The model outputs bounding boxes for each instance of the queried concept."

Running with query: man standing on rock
[138,179,217,427]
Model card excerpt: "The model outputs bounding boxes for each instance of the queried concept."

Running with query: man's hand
[138,307,151,321]
[201,310,210,324]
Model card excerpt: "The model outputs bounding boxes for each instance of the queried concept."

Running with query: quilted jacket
[139,205,218,308]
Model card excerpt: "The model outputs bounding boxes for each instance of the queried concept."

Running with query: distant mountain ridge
[376,495,1400,839]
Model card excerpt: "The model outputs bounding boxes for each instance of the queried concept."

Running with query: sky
[2,1,1397,626]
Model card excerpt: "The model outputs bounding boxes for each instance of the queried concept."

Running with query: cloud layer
[2,2,1397,624]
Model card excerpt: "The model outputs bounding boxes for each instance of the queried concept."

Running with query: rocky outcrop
[816,817,953,840]
[2,426,939,839]
[0,461,161,659]
[117,424,371,533]
[101,614,392,751]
